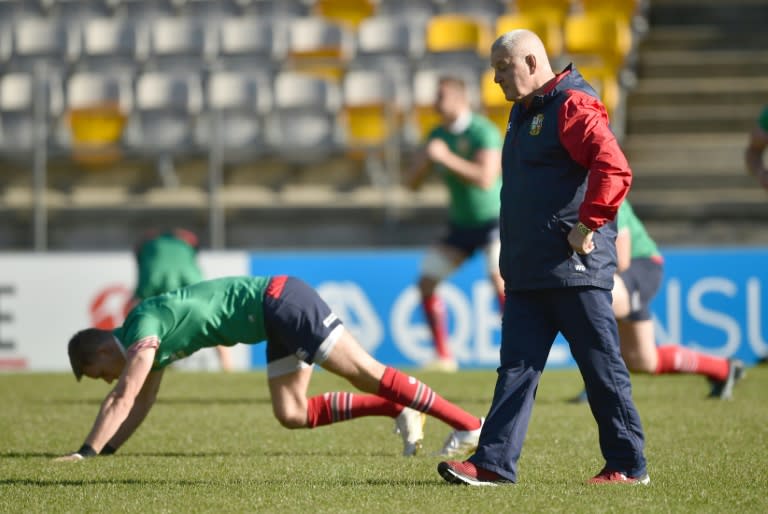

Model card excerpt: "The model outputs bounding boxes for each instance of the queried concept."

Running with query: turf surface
[1,366,766,513]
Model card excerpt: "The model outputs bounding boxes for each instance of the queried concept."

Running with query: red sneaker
[437,460,513,486]
[588,468,650,485]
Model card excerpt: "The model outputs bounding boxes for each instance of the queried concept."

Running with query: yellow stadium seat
[425,14,492,56]
[314,0,377,30]
[481,70,512,135]
[577,63,620,120]
[495,12,564,58]
[564,11,632,72]
[579,0,639,23]
[512,0,573,26]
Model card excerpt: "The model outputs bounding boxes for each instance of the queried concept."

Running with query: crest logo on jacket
[529,114,544,135]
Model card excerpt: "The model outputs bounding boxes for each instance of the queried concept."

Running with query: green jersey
[428,113,503,227]
[759,105,768,132]
[134,233,203,300]
[618,201,660,259]
[114,276,270,370]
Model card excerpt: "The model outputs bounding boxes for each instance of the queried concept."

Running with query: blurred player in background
[132,228,232,371]
[746,105,768,188]
[405,76,504,372]
[55,275,484,461]
[571,200,745,403]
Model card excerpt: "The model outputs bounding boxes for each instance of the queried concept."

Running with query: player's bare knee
[273,408,308,429]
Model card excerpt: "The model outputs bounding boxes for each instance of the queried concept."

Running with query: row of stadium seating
[0,0,646,215]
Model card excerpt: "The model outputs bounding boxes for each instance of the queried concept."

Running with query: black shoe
[708,359,746,400]
[568,389,589,404]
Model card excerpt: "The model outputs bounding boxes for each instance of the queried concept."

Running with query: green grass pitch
[1,366,767,513]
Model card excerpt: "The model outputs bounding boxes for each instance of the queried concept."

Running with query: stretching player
[572,201,745,402]
[55,276,483,461]
[405,75,504,371]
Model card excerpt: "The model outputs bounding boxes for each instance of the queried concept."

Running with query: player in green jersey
[131,228,232,371]
[572,201,744,402]
[405,75,504,372]
[55,276,485,462]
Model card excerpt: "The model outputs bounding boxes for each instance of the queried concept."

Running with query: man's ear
[525,54,536,73]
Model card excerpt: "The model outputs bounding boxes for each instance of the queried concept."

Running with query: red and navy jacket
[500,64,631,291]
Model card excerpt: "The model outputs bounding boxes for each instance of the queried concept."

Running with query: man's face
[434,82,464,120]
[490,46,532,102]
[82,347,123,384]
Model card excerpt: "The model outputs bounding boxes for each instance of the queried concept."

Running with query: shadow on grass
[37,397,272,406]
[0,477,439,487]
[2,450,394,458]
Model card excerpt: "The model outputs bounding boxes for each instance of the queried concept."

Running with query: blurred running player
[571,201,745,402]
[405,76,504,371]
[132,228,232,371]
[55,276,484,461]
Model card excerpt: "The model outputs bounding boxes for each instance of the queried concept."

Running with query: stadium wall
[1,248,766,371]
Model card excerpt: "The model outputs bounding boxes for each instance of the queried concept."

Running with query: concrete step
[625,133,746,175]
[648,0,768,28]
[626,104,761,134]
[629,187,768,220]
[636,50,768,80]
[641,26,768,51]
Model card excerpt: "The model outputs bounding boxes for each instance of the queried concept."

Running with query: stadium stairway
[624,0,768,245]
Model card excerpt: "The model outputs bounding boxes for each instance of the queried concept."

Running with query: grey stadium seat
[0,71,63,155]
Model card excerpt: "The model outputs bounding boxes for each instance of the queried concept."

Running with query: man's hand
[568,224,595,255]
[53,453,85,462]
[425,139,451,165]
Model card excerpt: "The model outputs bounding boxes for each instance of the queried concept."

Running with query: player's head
[490,29,554,102]
[435,76,470,123]
[68,328,125,383]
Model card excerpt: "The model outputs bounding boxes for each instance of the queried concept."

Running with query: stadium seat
[147,17,211,72]
[495,12,564,58]
[425,14,492,56]
[215,16,277,73]
[375,0,436,22]
[178,0,242,18]
[564,11,633,72]
[480,69,511,136]
[438,0,504,25]
[107,0,173,18]
[577,63,620,120]
[341,69,399,150]
[63,71,131,164]
[579,0,640,24]
[512,0,573,26]
[5,17,77,74]
[284,17,354,80]
[107,0,176,20]
[341,69,402,186]
[50,0,111,22]
[124,71,203,185]
[0,72,63,155]
[314,0,377,30]
[77,17,146,74]
[267,71,341,163]
[197,70,271,159]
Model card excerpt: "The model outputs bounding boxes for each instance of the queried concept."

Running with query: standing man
[406,76,504,372]
[438,30,648,486]
[55,276,484,461]
[746,105,768,188]
[570,200,745,403]
[132,228,232,371]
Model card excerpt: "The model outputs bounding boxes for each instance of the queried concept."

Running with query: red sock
[423,294,451,359]
[655,345,729,382]
[306,392,403,428]
[377,367,480,431]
